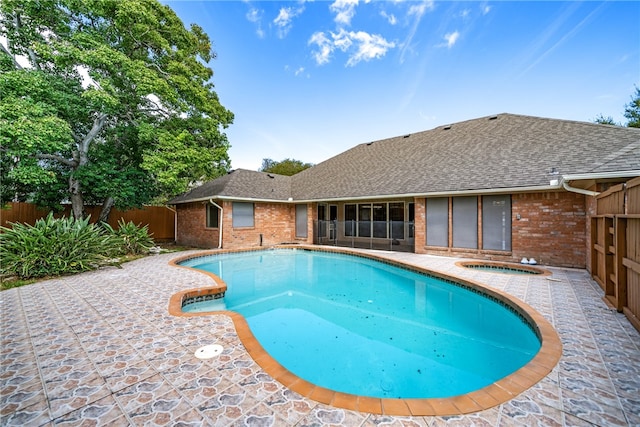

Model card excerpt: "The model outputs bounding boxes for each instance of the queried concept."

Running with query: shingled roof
[168,169,291,204]
[170,113,640,204]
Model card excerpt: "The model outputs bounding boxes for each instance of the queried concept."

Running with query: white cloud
[294,67,305,76]
[273,5,305,39]
[345,30,396,66]
[443,31,460,48]
[309,28,396,67]
[399,0,435,63]
[408,0,434,18]
[309,31,334,65]
[380,11,397,25]
[481,3,492,15]
[246,8,265,38]
[330,0,359,26]
[460,9,470,19]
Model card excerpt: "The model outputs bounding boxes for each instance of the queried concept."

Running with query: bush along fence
[0,202,175,241]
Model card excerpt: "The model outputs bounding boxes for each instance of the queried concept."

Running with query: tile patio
[1,249,639,426]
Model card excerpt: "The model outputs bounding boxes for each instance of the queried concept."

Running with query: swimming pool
[176,248,549,402]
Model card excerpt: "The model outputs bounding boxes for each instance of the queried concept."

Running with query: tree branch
[36,153,77,167]
[14,13,41,70]
[0,42,23,70]
[78,113,108,165]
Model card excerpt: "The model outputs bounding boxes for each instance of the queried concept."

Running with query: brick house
[168,113,640,268]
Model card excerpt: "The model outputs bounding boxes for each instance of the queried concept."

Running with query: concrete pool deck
[1,248,639,426]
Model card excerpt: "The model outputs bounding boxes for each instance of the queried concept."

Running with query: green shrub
[103,219,155,255]
[0,213,121,279]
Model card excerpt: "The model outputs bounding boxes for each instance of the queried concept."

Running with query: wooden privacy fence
[1,202,175,241]
[591,176,640,332]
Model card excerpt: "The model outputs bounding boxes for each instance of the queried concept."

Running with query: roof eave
[290,184,566,203]
[562,170,640,181]
[169,171,640,205]
[169,195,292,205]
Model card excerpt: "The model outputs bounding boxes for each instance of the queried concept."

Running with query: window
[345,204,356,237]
[206,204,219,228]
[372,203,387,238]
[408,203,415,238]
[232,202,254,227]
[389,202,404,239]
[426,198,448,247]
[318,204,327,238]
[452,196,478,249]
[358,204,372,237]
[295,204,307,238]
[345,202,407,239]
[482,195,511,251]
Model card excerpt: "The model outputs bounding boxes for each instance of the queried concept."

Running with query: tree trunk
[69,175,85,219]
[98,196,115,224]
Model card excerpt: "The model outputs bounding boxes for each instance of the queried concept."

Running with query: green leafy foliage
[103,219,155,255]
[593,87,640,128]
[624,87,640,128]
[0,0,233,216]
[260,158,314,176]
[0,213,120,279]
[0,214,156,279]
[593,114,620,126]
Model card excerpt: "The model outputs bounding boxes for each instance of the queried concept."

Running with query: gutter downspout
[561,177,600,197]
[209,199,223,249]
[165,205,177,243]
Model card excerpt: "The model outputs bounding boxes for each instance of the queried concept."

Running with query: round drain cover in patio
[194,344,224,359]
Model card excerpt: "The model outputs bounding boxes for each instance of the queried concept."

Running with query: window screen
[232,202,254,227]
[344,204,356,237]
[295,204,307,238]
[482,195,511,251]
[372,203,387,238]
[452,196,478,249]
[358,204,371,237]
[426,198,448,247]
[408,203,415,238]
[389,202,404,239]
[206,204,219,228]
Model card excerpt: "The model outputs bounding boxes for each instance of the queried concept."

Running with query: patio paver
[1,249,638,426]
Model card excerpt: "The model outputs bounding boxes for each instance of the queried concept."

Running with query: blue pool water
[180,249,541,399]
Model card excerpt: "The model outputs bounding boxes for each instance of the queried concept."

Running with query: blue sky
[166,1,639,171]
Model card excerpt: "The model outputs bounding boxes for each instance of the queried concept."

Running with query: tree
[260,158,314,176]
[624,87,640,128]
[593,114,620,126]
[0,0,233,220]
[593,86,640,128]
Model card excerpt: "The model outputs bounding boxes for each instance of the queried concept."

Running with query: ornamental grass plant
[0,213,155,280]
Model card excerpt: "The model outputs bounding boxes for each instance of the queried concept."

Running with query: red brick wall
[175,202,220,248]
[413,198,426,249]
[511,192,586,268]
[176,201,313,249]
[415,191,588,268]
[178,192,589,267]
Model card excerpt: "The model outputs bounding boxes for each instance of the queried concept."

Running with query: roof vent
[403,134,411,138]
[267,174,274,178]
[488,115,498,120]
[443,125,452,130]
[366,142,374,146]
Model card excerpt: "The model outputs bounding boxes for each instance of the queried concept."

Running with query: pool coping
[168,245,563,417]
[455,260,552,276]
